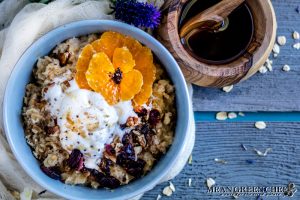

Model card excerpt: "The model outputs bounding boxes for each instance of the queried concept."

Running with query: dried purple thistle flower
[113,0,161,29]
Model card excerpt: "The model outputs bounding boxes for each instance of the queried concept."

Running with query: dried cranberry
[99,176,120,189]
[124,143,134,155]
[77,156,84,171]
[140,124,150,135]
[122,132,133,145]
[116,151,135,168]
[126,159,146,178]
[136,108,148,117]
[67,149,84,170]
[105,144,116,155]
[40,165,61,180]
[90,169,105,181]
[90,169,120,189]
[120,123,127,130]
[116,143,146,178]
[148,109,160,126]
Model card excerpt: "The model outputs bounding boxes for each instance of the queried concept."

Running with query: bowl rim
[3,20,191,200]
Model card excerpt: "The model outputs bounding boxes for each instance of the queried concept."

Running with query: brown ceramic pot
[157,0,277,87]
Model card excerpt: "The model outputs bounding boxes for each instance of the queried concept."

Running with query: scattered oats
[254,148,272,157]
[228,112,237,119]
[293,31,300,40]
[238,112,245,117]
[259,66,268,74]
[293,42,300,49]
[188,178,192,187]
[273,53,278,58]
[216,112,228,120]
[162,186,173,196]
[233,194,239,199]
[222,85,233,93]
[241,144,248,151]
[282,64,291,72]
[156,194,162,200]
[214,158,228,164]
[188,155,192,164]
[272,43,280,54]
[169,182,176,192]
[277,36,286,46]
[206,178,216,189]
[255,121,267,129]
[265,59,273,71]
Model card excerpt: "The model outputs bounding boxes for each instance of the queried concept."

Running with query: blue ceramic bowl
[3,20,191,200]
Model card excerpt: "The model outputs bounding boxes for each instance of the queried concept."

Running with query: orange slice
[120,69,143,101]
[91,31,124,60]
[76,44,95,71]
[75,71,90,90]
[123,36,143,58]
[134,46,156,84]
[133,84,152,105]
[113,47,135,73]
[86,52,119,104]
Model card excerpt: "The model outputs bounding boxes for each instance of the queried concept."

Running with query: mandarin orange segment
[113,47,135,73]
[123,36,143,58]
[91,31,124,59]
[89,52,114,73]
[75,71,91,90]
[86,69,119,104]
[134,46,156,85]
[133,84,153,105]
[120,70,143,101]
[76,44,95,71]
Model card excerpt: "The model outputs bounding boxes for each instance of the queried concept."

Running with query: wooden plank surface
[143,122,300,199]
[192,0,300,112]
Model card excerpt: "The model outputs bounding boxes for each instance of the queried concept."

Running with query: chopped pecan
[126,117,138,127]
[57,52,71,66]
[45,125,59,135]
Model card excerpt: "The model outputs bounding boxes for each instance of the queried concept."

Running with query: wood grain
[143,122,300,199]
[157,0,276,87]
[192,0,300,112]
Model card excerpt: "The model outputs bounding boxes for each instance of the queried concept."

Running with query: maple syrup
[180,0,254,64]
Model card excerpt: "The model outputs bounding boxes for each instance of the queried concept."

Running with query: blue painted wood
[143,122,300,199]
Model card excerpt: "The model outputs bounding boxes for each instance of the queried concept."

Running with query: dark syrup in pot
[180,0,254,64]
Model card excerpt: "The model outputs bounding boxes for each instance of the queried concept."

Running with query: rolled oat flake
[255,121,267,129]
[162,186,173,196]
[206,178,216,189]
[277,36,286,46]
[293,31,300,40]
[282,65,291,72]
[222,85,233,93]
[216,112,228,120]
[273,43,280,54]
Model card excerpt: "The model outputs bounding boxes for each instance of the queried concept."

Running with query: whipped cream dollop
[43,73,137,169]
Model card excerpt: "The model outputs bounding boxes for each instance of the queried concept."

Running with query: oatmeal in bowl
[22,31,176,189]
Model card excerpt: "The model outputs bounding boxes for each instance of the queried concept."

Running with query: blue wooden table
[144,0,300,199]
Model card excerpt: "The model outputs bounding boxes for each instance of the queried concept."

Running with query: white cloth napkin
[0,0,195,199]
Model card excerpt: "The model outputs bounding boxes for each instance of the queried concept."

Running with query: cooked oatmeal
[22,33,176,189]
